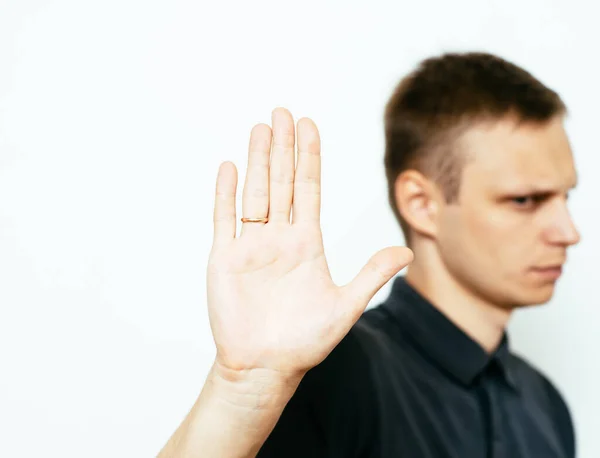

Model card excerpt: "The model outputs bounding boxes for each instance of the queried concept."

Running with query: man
[158,52,579,457]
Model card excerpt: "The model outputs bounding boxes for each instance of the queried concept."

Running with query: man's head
[384,52,580,309]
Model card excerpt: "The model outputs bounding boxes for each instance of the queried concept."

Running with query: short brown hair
[384,52,566,244]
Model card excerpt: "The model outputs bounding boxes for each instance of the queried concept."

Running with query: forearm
[157,361,303,458]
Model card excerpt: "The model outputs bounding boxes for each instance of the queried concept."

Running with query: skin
[157,108,413,457]
[396,114,581,352]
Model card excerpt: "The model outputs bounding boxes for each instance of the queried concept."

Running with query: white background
[0,0,598,456]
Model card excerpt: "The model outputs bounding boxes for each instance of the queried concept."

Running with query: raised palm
[207,108,413,379]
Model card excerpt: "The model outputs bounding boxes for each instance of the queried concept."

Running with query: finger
[241,123,272,236]
[213,161,238,246]
[268,107,296,223]
[340,247,414,319]
[292,117,321,224]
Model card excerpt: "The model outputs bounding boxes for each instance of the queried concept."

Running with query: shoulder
[298,317,380,401]
[260,318,381,456]
[508,353,576,457]
[508,353,572,413]
[295,316,386,418]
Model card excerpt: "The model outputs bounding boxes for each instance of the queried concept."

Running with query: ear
[394,170,442,240]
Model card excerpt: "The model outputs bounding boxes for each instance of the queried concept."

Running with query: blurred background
[0,0,598,456]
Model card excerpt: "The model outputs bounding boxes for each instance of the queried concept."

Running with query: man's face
[436,115,580,308]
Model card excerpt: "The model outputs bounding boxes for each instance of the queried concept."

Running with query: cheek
[466,210,539,265]
[443,209,521,260]
[472,214,512,241]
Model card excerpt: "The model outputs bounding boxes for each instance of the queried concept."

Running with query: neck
[405,248,511,353]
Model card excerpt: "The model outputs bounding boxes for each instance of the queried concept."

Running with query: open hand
[207,108,413,381]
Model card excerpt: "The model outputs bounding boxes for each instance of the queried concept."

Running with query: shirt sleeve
[256,327,378,458]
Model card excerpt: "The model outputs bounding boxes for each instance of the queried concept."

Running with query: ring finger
[240,123,272,236]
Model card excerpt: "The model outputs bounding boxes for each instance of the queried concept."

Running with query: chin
[511,283,557,308]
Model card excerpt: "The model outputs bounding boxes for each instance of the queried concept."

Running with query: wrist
[207,360,304,412]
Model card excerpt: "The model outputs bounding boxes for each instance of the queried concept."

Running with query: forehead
[458,116,577,193]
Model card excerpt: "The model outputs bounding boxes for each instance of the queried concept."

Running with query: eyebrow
[499,182,578,195]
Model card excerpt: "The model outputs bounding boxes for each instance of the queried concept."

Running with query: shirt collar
[381,276,519,391]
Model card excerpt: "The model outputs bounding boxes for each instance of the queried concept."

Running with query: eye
[511,194,547,209]
[512,196,531,205]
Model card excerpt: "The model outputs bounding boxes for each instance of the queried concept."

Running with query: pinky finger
[213,161,238,246]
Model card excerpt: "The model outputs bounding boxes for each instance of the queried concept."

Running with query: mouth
[530,265,563,281]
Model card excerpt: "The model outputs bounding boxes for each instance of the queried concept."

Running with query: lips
[533,265,563,271]
[530,265,563,280]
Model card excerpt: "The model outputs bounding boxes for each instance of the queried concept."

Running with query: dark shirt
[257,276,575,458]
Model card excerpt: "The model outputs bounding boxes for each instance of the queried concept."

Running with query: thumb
[340,246,414,318]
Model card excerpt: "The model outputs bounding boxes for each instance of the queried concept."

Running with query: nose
[544,199,581,246]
